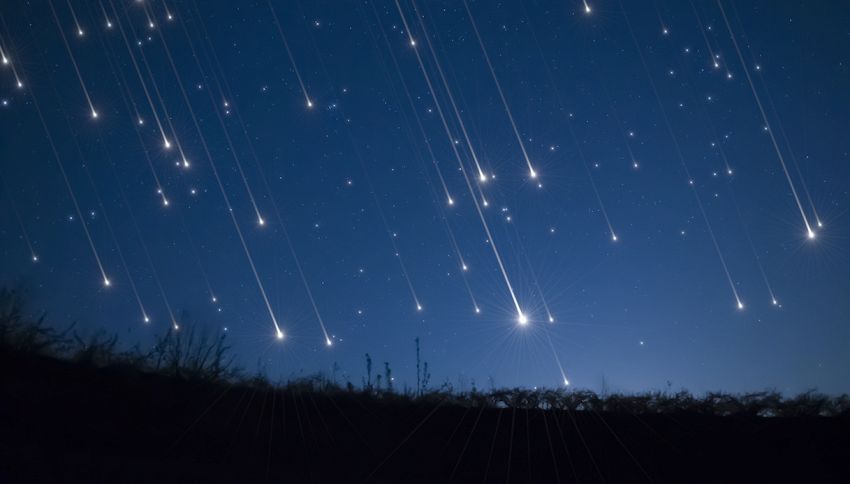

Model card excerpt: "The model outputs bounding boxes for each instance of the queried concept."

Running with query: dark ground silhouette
[2,347,850,483]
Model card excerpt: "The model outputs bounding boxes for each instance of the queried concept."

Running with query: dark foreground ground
[2,350,849,483]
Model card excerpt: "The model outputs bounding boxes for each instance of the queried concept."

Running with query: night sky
[1,0,848,395]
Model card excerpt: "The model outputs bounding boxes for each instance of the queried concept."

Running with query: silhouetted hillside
[2,288,850,482]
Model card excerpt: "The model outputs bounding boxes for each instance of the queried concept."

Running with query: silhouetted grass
[2,286,848,417]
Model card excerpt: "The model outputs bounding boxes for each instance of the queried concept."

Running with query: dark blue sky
[1,0,848,394]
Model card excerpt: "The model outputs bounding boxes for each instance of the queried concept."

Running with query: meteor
[371,4,455,207]
[544,326,570,388]
[108,1,172,150]
[31,88,111,289]
[189,10,335,347]
[409,2,488,182]
[690,1,722,70]
[267,0,314,109]
[163,21,267,237]
[2,179,39,266]
[621,0,744,308]
[0,37,26,90]
[50,0,99,121]
[117,4,192,169]
[463,0,539,180]
[717,0,816,240]
[398,0,527,324]
[65,0,85,37]
[582,0,592,14]
[154,15,285,339]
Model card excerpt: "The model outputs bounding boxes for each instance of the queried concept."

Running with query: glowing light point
[106,21,113,29]
[736,300,744,310]
[479,173,487,183]
[137,118,144,126]
[807,230,816,240]
[164,140,172,149]
[612,234,618,242]
[143,315,150,323]
[517,312,528,325]
[529,169,538,179]
[563,379,570,386]
[103,277,111,287]
[816,220,823,228]
[416,304,423,312]
[16,81,23,89]
[410,39,416,47]
[162,198,169,207]
[275,330,285,341]
[548,315,555,323]
[77,29,84,37]
[474,306,481,314]
[91,110,98,119]
[325,338,333,347]
[182,159,190,168]
[211,296,217,303]
[462,264,468,272]
[1,56,7,65]
[306,99,314,109]
[258,217,266,226]
[32,255,39,262]
[448,197,454,206]
[772,298,778,306]
[582,0,592,14]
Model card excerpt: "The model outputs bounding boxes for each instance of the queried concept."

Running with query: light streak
[108,1,172,150]
[65,0,85,37]
[522,5,619,241]
[186,9,333,345]
[143,12,285,338]
[543,324,570,387]
[267,0,314,109]
[397,0,527,323]
[49,0,98,119]
[2,179,39,263]
[0,33,25,92]
[717,0,815,240]
[118,9,190,167]
[154,18,266,226]
[463,0,538,179]
[690,1,721,69]
[621,0,744,309]
[30,89,110,287]
[409,1,488,183]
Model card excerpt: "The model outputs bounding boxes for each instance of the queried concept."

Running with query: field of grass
[2,287,849,482]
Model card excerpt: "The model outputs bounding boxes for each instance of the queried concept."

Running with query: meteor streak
[108,1,172,149]
[397,0,527,323]
[49,1,98,119]
[410,1,488,183]
[463,0,538,180]
[30,91,110,288]
[267,0,314,109]
[717,0,816,240]
[621,0,744,309]
[190,6,334,346]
